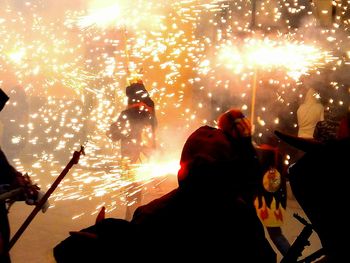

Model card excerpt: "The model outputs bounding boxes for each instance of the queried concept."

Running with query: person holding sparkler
[107,81,157,220]
[108,81,157,164]
[0,89,48,263]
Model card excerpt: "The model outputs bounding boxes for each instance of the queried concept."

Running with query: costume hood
[177,126,235,187]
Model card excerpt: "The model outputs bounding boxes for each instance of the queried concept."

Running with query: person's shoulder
[120,107,137,115]
[317,103,324,109]
[315,120,326,127]
[131,189,179,222]
[296,104,306,112]
[114,109,128,121]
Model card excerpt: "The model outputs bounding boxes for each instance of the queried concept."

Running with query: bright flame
[78,3,121,29]
[134,159,180,182]
[8,49,26,64]
[215,39,335,80]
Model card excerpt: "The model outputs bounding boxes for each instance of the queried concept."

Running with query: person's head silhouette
[0,89,9,112]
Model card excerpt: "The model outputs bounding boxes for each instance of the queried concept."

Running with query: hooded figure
[108,83,157,163]
[107,82,158,220]
[216,108,263,202]
[131,125,276,262]
[297,88,324,138]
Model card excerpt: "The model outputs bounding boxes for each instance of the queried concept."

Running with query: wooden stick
[8,146,85,250]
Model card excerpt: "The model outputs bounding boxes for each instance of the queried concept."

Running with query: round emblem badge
[262,168,281,192]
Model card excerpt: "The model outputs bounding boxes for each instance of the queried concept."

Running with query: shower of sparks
[77,3,122,30]
[75,0,164,31]
[0,0,349,218]
[214,39,336,80]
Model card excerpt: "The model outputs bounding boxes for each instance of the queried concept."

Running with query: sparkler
[212,39,336,129]
[77,3,122,30]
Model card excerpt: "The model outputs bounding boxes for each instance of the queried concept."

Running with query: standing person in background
[313,105,344,143]
[337,110,350,140]
[293,86,324,163]
[107,81,157,164]
[107,81,157,220]
[297,87,324,139]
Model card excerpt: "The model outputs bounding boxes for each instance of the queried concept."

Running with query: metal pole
[251,0,257,28]
[8,146,85,250]
[251,67,258,133]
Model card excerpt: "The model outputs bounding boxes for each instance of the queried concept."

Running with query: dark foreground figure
[54,122,276,262]
[0,88,48,263]
[275,126,350,263]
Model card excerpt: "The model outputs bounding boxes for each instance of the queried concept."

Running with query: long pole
[122,25,131,86]
[251,0,257,29]
[250,67,258,134]
[8,146,85,250]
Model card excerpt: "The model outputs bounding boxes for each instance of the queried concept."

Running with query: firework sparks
[214,39,336,80]
[0,1,348,219]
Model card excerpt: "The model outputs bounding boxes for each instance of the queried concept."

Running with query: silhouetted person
[0,149,24,263]
[218,109,290,256]
[131,120,276,261]
[216,108,262,203]
[0,89,48,263]
[275,114,350,262]
[313,106,344,143]
[108,82,157,163]
[337,110,350,140]
[107,82,157,220]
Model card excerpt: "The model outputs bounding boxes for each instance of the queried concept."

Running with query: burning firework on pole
[214,38,336,130]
